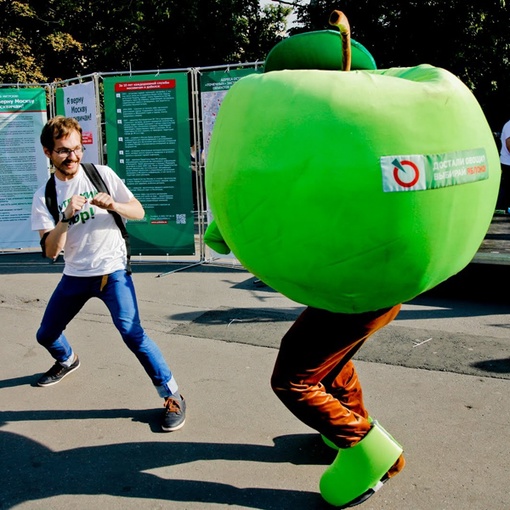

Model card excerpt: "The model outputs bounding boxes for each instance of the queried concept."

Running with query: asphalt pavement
[0,236,509,509]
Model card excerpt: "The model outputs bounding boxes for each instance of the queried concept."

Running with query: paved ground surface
[473,212,510,264]
[0,214,509,510]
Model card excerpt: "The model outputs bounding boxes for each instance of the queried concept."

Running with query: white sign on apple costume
[381,148,488,192]
[60,81,99,163]
[0,88,48,249]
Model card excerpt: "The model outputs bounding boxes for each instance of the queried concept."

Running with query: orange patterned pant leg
[271,304,401,448]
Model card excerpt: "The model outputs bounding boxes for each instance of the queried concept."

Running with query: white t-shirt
[31,164,134,277]
[500,120,510,165]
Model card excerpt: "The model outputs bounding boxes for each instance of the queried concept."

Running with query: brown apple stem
[329,10,352,71]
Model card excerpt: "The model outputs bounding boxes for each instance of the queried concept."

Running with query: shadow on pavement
[0,424,336,510]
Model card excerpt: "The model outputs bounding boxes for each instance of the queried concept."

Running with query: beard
[53,159,80,177]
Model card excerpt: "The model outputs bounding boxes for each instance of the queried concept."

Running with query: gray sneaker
[37,356,80,387]
[162,395,186,432]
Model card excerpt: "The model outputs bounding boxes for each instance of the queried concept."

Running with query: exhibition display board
[0,64,258,256]
[0,88,49,249]
[55,80,102,164]
[103,73,194,255]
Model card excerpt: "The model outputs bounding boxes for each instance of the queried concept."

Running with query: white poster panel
[59,81,100,163]
[199,68,260,261]
[200,69,260,161]
[0,88,48,250]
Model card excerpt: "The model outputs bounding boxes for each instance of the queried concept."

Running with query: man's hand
[64,194,88,220]
[90,192,115,211]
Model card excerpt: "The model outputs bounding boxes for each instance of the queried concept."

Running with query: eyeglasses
[52,146,85,157]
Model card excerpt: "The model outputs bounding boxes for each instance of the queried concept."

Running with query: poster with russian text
[103,73,194,255]
[56,81,100,163]
[0,88,48,249]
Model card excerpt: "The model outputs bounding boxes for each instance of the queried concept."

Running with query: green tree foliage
[0,0,83,83]
[0,0,290,84]
[291,0,510,131]
[2,0,509,131]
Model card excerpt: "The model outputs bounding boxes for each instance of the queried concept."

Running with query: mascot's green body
[206,50,499,315]
[204,11,499,508]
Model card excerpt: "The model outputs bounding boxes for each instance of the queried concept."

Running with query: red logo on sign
[392,159,420,187]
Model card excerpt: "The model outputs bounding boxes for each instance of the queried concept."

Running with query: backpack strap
[82,163,132,274]
[44,173,59,225]
[41,173,59,258]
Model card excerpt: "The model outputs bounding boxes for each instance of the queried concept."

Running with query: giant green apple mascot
[205,13,499,315]
[204,11,499,506]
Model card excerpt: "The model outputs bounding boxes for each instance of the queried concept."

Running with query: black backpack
[43,163,132,273]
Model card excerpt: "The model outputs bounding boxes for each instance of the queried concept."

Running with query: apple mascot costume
[204,10,500,508]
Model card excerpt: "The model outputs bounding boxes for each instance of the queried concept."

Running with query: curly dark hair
[40,116,82,150]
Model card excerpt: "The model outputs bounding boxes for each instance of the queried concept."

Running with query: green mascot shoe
[319,421,403,507]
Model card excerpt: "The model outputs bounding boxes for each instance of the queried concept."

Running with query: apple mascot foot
[204,10,500,314]
[319,421,404,508]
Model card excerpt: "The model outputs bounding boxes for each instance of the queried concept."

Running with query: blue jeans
[36,269,177,398]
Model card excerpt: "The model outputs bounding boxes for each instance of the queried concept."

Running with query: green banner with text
[0,87,48,249]
[103,73,194,255]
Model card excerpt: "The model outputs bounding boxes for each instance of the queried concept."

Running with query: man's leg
[36,275,89,386]
[324,359,368,419]
[100,270,185,431]
[496,163,510,211]
[99,270,177,396]
[271,304,401,448]
[36,275,89,362]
